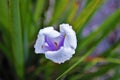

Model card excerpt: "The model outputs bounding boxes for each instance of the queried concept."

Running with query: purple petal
[58,35,65,48]
[45,35,57,51]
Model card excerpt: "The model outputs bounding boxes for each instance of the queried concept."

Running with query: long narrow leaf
[48,0,69,25]
[34,0,45,22]
[20,0,31,61]
[9,0,24,79]
[76,9,120,54]
[73,0,103,32]
[56,47,95,80]
[0,0,9,28]
[56,8,120,80]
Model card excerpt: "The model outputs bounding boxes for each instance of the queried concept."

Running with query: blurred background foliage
[0,0,120,80]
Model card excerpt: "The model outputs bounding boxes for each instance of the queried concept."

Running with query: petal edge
[60,24,77,49]
[45,47,75,64]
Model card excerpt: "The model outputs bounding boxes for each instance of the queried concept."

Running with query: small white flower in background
[34,24,77,64]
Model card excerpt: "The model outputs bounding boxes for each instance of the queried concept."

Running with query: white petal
[34,33,45,54]
[60,24,77,49]
[45,47,75,64]
[40,27,60,38]
[34,27,60,54]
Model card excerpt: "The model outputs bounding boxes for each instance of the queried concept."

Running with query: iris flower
[34,24,77,64]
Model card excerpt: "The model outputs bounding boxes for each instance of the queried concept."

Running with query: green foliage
[0,0,120,80]
[9,0,24,79]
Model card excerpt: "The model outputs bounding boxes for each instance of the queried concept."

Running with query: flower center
[43,34,65,51]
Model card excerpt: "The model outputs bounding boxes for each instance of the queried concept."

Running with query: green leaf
[73,0,103,32]
[80,63,118,80]
[0,42,13,62]
[101,39,120,57]
[56,0,75,24]
[76,9,120,54]
[56,8,120,80]
[9,0,24,79]
[67,1,79,23]
[20,0,31,61]
[34,0,45,22]
[48,0,69,25]
[0,0,9,28]
[56,47,95,80]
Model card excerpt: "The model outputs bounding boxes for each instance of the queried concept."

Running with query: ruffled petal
[60,24,77,49]
[40,27,60,38]
[34,24,77,63]
[34,27,61,53]
[45,47,75,64]
[34,33,45,54]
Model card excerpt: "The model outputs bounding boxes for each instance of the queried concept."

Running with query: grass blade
[56,47,94,80]
[48,0,69,25]
[76,9,120,54]
[9,0,24,79]
[34,0,45,22]
[56,8,120,80]
[73,0,103,32]
[20,0,31,61]
[0,0,9,28]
